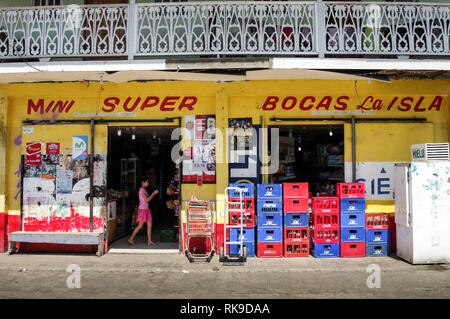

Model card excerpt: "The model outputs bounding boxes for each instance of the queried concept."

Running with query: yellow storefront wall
[0,79,448,227]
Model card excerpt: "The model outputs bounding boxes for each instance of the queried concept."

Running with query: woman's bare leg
[128,222,144,245]
[147,221,156,246]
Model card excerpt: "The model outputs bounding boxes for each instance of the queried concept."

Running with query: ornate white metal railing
[0,2,448,59]
[135,2,316,55]
[0,4,128,58]
[324,2,450,55]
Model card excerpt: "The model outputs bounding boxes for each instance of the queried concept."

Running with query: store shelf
[327,164,344,167]
[328,177,344,181]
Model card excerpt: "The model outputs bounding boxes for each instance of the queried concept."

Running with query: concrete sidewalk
[1,252,450,299]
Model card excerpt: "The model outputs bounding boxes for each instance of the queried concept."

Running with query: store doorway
[106,126,180,251]
[268,125,345,196]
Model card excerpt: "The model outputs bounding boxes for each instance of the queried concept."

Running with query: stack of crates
[283,183,309,257]
[366,213,390,257]
[228,183,256,257]
[256,184,283,257]
[310,197,340,258]
[338,183,366,257]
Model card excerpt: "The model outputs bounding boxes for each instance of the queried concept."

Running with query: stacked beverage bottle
[338,183,366,257]
[365,213,390,256]
[228,183,256,257]
[283,183,310,257]
[256,184,283,257]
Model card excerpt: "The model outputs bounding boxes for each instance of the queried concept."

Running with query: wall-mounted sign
[25,142,42,166]
[46,143,60,155]
[23,126,34,134]
[228,119,260,184]
[183,115,216,183]
[72,136,88,160]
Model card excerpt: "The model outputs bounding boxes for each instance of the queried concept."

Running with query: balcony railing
[0,2,448,60]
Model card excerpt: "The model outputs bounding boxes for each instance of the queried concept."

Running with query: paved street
[1,252,450,299]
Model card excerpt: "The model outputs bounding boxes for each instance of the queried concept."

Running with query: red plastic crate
[229,212,256,228]
[310,226,340,243]
[340,242,365,257]
[284,242,309,257]
[283,197,309,213]
[228,197,255,212]
[257,242,283,258]
[312,212,340,228]
[284,227,309,243]
[366,213,389,229]
[283,183,308,199]
[312,197,339,213]
[336,183,365,198]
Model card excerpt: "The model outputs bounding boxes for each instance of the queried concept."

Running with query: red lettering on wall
[160,96,180,111]
[387,96,398,111]
[316,96,332,110]
[179,96,197,110]
[413,96,426,112]
[335,96,349,110]
[262,96,279,110]
[102,97,119,112]
[28,99,44,114]
[399,97,413,112]
[428,96,443,111]
[123,97,141,112]
[281,96,297,110]
[299,96,315,111]
[356,96,373,110]
[140,97,159,110]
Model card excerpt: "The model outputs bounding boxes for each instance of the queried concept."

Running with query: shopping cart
[219,187,247,263]
[184,199,215,263]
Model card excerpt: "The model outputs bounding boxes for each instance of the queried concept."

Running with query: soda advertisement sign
[25,142,42,165]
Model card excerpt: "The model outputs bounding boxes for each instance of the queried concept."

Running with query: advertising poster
[56,170,73,194]
[41,162,56,180]
[183,115,216,183]
[46,142,60,155]
[73,136,89,160]
[26,142,42,166]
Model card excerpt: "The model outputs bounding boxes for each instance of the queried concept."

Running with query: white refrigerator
[394,161,450,264]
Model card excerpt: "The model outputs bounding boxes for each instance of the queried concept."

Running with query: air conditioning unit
[411,143,449,161]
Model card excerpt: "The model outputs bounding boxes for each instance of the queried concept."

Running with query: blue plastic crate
[311,242,340,258]
[257,198,283,214]
[257,184,283,199]
[340,227,366,242]
[366,229,390,243]
[229,242,256,257]
[228,227,255,242]
[229,183,255,199]
[257,213,283,228]
[340,212,365,228]
[340,198,365,213]
[257,227,283,242]
[366,243,390,257]
[284,212,309,227]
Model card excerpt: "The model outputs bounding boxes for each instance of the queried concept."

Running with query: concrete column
[0,95,7,251]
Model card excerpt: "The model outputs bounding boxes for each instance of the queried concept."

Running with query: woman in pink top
[128,177,159,246]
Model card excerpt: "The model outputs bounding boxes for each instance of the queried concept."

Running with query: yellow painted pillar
[215,82,229,251]
[0,94,7,251]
